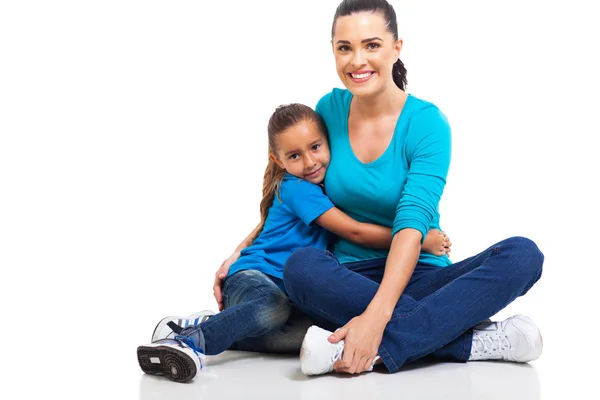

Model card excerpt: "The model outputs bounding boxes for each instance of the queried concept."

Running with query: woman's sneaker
[468,315,543,362]
[300,326,382,375]
[137,336,206,383]
[151,310,215,342]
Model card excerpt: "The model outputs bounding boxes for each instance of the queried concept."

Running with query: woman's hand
[328,313,388,374]
[422,229,452,257]
[213,251,240,311]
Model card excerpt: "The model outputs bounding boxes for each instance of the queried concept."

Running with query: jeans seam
[392,248,496,320]
[224,280,272,299]
[378,344,397,372]
[406,249,496,296]
[295,296,345,326]
[460,332,467,360]
[391,281,449,320]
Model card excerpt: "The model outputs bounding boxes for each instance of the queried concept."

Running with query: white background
[1,0,598,398]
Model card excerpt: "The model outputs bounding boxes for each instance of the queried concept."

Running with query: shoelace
[473,331,512,355]
[331,344,344,363]
[174,335,207,368]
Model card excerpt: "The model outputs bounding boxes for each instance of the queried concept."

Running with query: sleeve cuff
[301,203,334,226]
[392,222,428,244]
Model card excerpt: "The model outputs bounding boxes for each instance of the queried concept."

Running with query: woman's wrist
[365,300,394,323]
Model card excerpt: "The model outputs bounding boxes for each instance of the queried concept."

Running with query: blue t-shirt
[227,173,335,286]
[317,88,452,267]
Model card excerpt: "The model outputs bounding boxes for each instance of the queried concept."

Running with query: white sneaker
[300,326,344,375]
[151,310,215,342]
[469,315,543,362]
[137,337,206,383]
[300,325,381,376]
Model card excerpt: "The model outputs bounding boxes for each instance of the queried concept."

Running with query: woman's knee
[283,247,336,304]
[502,236,544,280]
[283,247,325,287]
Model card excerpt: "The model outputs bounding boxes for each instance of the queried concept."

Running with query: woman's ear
[269,153,285,169]
[394,38,403,59]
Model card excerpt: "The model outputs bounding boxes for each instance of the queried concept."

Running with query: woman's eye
[338,45,351,52]
[366,42,380,49]
[312,144,321,151]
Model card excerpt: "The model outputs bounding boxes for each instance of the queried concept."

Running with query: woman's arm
[372,106,452,313]
[330,106,452,374]
[364,228,422,317]
[328,229,422,373]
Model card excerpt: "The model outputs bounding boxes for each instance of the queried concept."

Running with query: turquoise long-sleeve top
[317,88,452,267]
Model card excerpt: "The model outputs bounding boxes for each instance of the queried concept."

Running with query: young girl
[136,103,450,383]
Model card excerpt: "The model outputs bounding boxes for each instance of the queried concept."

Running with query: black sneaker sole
[137,344,197,383]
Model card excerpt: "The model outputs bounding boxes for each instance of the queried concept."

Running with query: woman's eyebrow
[336,37,383,45]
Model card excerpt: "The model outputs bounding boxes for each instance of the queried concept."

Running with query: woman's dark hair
[332,0,407,90]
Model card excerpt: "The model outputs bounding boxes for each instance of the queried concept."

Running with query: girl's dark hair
[257,104,327,235]
[332,0,407,90]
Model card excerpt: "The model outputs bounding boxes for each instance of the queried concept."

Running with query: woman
[281,0,543,376]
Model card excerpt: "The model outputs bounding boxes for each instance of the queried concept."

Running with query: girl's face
[270,119,331,185]
[332,12,402,97]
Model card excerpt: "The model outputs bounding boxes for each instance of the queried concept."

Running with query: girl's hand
[443,231,452,257]
[422,229,452,257]
[213,251,240,311]
[328,313,387,374]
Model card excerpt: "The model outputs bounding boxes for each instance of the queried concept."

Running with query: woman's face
[332,12,402,97]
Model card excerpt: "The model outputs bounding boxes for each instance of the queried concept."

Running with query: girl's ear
[269,153,285,170]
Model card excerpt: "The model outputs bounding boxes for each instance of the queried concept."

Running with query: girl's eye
[289,154,299,160]
[338,45,351,52]
[312,144,321,151]
[366,42,380,49]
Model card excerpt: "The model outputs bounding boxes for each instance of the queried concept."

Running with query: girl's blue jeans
[180,269,312,355]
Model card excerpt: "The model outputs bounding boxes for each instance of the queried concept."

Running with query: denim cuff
[181,326,206,353]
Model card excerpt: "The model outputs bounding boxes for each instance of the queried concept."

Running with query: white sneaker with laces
[151,310,215,342]
[300,326,344,375]
[469,315,543,362]
[300,325,381,376]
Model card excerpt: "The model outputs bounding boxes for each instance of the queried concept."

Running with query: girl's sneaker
[151,310,215,342]
[137,336,206,383]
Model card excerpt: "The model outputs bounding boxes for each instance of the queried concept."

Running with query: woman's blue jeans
[282,236,544,372]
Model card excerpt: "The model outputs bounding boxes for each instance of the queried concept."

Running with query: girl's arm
[315,207,392,249]
[315,208,451,255]
[232,223,262,255]
[213,222,261,311]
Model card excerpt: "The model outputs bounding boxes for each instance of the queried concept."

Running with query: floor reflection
[139,352,540,400]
